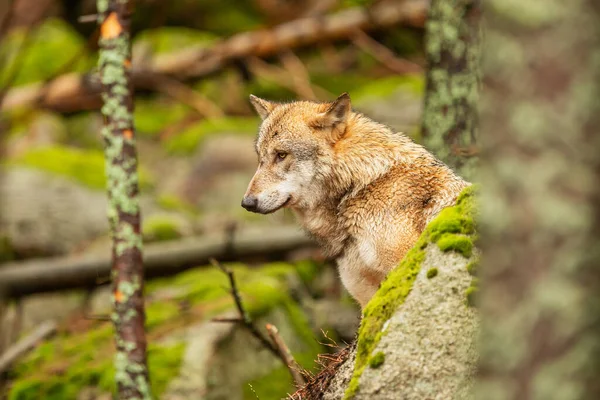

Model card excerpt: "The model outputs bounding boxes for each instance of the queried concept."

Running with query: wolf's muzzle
[241,195,258,212]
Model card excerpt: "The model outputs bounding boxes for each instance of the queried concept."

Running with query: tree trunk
[97,1,152,398]
[421,0,481,179]
[477,1,600,398]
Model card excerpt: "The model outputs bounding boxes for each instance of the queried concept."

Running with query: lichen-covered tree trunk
[97,1,152,398]
[477,1,600,398]
[421,0,481,179]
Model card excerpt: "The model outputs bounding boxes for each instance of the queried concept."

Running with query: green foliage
[345,186,477,398]
[142,216,183,243]
[0,19,92,87]
[368,352,385,369]
[11,145,153,190]
[426,268,439,279]
[164,117,258,155]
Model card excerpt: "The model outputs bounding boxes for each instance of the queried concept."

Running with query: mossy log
[0,0,427,113]
[0,226,314,298]
[297,187,479,399]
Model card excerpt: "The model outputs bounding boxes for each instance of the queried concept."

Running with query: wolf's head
[241,93,351,214]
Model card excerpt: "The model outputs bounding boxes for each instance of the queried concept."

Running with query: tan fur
[244,93,469,308]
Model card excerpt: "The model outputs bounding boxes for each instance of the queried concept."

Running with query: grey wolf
[242,93,469,307]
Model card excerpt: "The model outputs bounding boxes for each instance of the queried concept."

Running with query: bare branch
[266,323,307,387]
[0,321,57,375]
[351,29,423,74]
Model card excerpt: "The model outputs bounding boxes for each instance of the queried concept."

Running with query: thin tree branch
[0,320,57,375]
[351,29,423,74]
[266,323,307,387]
[209,258,280,358]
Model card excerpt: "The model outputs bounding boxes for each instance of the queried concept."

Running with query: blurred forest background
[0,0,428,399]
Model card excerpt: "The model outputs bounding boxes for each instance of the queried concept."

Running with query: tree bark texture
[477,1,600,399]
[97,0,152,398]
[421,0,481,179]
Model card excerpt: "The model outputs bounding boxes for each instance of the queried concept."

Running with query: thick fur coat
[242,93,469,307]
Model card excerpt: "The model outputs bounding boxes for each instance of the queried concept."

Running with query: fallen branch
[0,226,315,298]
[351,29,423,74]
[266,323,307,387]
[0,0,427,113]
[0,320,57,375]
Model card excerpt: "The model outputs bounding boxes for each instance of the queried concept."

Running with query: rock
[0,168,109,256]
[299,187,479,399]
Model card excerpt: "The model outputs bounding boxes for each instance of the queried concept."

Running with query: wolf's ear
[249,95,277,120]
[310,93,351,142]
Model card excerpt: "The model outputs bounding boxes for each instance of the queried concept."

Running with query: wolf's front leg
[337,257,384,308]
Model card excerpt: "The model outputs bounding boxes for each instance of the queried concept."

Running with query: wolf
[242,93,469,308]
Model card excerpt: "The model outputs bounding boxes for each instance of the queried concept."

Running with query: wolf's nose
[241,195,258,212]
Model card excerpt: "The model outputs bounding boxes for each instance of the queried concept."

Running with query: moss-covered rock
[335,186,478,399]
[10,145,153,191]
[7,260,325,400]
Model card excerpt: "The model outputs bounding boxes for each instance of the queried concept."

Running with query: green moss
[426,268,439,279]
[466,256,480,276]
[352,75,425,105]
[157,194,199,215]
[145,301,180,329]
[0,234,16,262]
[0,19,93,87]
[134,97,191,137]
[8,260,321,400]
[368,352,385,369]
[436,234,473,258]
[134,27,217,54]
[465,280,479,308]
[10,145,153,190]
[344,186,477,399]
[142,216,183,243]
[164,117,258,155]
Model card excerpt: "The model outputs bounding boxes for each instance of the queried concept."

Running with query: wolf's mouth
[263,196,292,214]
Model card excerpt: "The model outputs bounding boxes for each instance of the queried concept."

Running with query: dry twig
[266,323,307,387]
[209,258,279,358]
[0,320,57,375]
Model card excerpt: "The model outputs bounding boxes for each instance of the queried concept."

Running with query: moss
[7,320,183,400]
[426,267,439,279]
[133,27,217,54]
[8,260,321,399]
[142,216,183,243]
[0,19,92,87]
[344,186,477,399]
[465,276,479,308]
[0,234,16,262]
[466,256,480,276]
[436,234,473,258]
[164,117,258,155]
[352,75,425,105]
[156,194,199,215]
[134,97,191,137]
[10,145,153,190]
[145,301,180,329]
[368,352,385,369]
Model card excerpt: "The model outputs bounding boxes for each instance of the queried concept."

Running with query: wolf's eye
[276,152,287,161]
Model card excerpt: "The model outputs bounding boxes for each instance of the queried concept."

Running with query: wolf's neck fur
[292,111,467,258]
